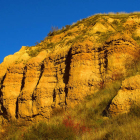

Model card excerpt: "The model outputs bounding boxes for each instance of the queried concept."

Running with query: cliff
[1,13,140,123]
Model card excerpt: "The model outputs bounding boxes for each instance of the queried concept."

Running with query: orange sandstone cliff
[1,13,140,123]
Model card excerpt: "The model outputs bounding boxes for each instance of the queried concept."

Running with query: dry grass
[26,12,140,58]
[1,79,140,139]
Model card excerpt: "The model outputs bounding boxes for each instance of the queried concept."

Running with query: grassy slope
[1,79,140,140]
[1,12,140,140]
[25,12,140,58]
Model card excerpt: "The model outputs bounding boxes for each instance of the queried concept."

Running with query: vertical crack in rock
[14,65,27,119]
[20,66,27,92]
[53,89,56,102]
[104,49,108,71]
[98,46,108,82]
[63,48,72,105]
[103,46,108,81]
[36,63,44,87]
[0,74,8,118]
[98,47,102,76]
[32,63,44,107]
[15,98,18,119]
[31,63,45,118]
[15,65,27,118]
[0,74,6,89]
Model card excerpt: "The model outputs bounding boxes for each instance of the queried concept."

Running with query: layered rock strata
[0,34,139,122]
[109,75,140,116]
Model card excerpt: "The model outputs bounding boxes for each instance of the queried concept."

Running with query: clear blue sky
[0,0,139,63]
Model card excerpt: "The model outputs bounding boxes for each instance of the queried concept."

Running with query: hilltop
[1,12,140,139]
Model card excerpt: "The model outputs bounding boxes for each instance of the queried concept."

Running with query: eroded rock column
[2,63,25,120]
[18,51,47,120]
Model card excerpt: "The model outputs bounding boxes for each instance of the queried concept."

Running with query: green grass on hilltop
[25,12,140,58]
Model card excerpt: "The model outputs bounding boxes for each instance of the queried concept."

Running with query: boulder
[109,75,140,116]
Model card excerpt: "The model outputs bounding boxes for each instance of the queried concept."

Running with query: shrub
[65,25,71,29]
[62,115,91,135]
[120,18,127,23]
[47,42,55,49]
[27,48,41,57]
[97,31,114,43]
[47,26,59,36]
[67,32,73,36]
[112,19,119,25]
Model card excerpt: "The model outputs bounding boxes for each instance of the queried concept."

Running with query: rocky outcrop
[17,50,47,121]
[109,75,140,116]
[1,63,25,120]
[67,40,103,107]
[31,47,69,121]
[104,33,139,80]
[0,47,30,121]
[0,33,140,122]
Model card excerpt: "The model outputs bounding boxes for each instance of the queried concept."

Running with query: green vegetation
[84,14,101,27]
[47,26,59,36]
[27,47,41,57]
[132,35,140,45]
[66,35,86,45]
[26,42,56,57]
[72,80,122,125]
[25,12,140,58]
[47,25,71,37]
[97,31,114,43]
[23,122,76,140]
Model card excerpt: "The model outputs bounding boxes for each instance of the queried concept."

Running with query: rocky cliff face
[1,13,140,122]
[109,75,140,116]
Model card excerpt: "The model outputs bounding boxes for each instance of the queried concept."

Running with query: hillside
[1,12,140,139]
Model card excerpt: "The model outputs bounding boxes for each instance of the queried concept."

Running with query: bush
[97,31,114,43]
[62,115,91,135]
[47,26,59,36]
[27,47,43,57]
[112,19,119,25]
[47,42,55,49]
